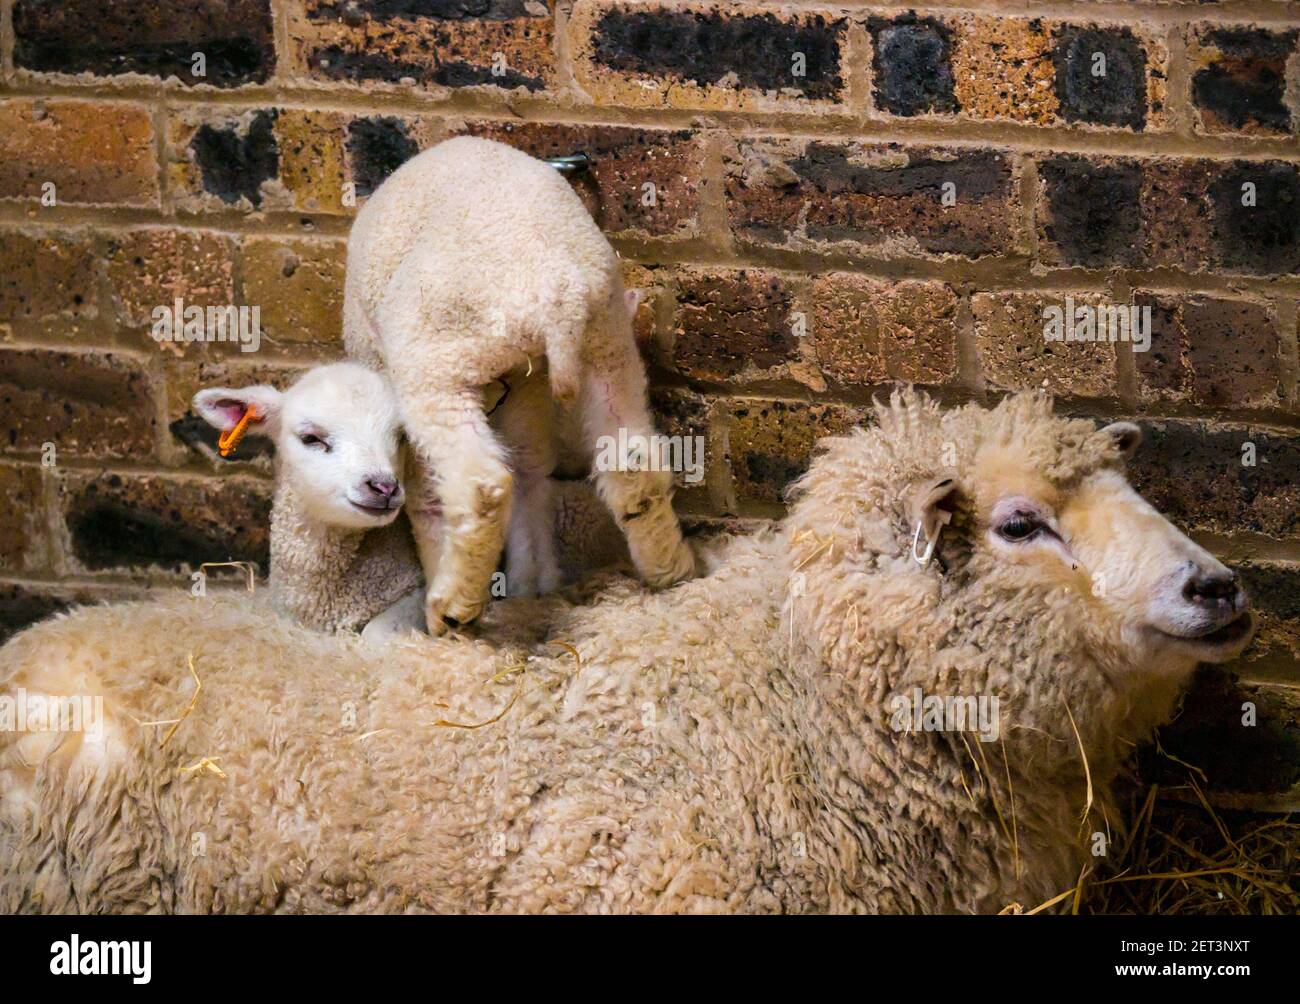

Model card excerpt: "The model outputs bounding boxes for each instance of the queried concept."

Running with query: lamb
[343,135,695,634]
[0,391,1254,913]
[191,362,629,639]
[192,362,422,639]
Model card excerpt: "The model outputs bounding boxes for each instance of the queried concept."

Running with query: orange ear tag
[218,406,259,458]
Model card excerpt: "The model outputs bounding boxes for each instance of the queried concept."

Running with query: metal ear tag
[912,520,941,566]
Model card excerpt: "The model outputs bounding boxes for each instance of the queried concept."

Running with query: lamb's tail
[542,270,596,405]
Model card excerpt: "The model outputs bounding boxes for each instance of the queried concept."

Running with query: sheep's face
[961,425,1253,671]
[193,363,407,530]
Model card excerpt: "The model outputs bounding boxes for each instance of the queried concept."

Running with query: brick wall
[0,0,1298,807]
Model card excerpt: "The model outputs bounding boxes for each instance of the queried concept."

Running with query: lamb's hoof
[425,587,487,633]
[643,540,697,590]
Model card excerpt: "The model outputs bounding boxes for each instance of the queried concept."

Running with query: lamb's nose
[367,476,399,499]
[1183,569,1243,611]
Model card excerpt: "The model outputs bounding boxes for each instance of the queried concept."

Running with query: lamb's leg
[494,369,561,597]
[360,587,426,644]
[580,365,695,589]
[401,390,513,632]
[506,474,561,596]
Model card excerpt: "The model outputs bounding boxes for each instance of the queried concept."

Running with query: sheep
[0,391,1254,913]
[343,135,695,635]
[191,362,629,640]
[192,362,421,639]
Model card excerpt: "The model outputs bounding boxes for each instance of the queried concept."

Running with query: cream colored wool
[344,136,694,634]
[0,392,1250,913]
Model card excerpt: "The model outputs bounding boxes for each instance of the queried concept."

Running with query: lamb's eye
[998,514,1040,541]
[299,432,329,452]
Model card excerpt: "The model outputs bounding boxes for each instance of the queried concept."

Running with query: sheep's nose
[367,476,399,499]
[1183,569,1245,611]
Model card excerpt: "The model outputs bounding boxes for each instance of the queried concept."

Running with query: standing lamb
[343,136,694,634]
[0,392,1254,913]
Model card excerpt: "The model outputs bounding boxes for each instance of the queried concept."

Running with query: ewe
[0,392,1253,913]
[344,136,694,634]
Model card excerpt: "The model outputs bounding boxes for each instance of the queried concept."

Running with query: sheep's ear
[1101,421,1142,460]
[624,287,642,316]
[192,385,283,437]
[911,475,962,543]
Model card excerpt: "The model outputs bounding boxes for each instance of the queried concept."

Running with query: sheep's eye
[998,514,1040,541]
[299,432,329,452]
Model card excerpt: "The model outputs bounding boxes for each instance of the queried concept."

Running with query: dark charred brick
[1209,161,1300,274]
[0,348,156,460]
[0,466,46,572]
[1148,669,1300,795]
[1038,156,1143,267]
[190,110,280,208]
[1192,27,1297,135]
[590,7,844,101]
[727,139,1018,259]
[868,14,957,117]
[673,269,798,383]
[296,1,554,91]
[462,121,703,238]
[13,0,274,87]
[0,583,70,643]
[1133,293,1279,408]
[1051,25,1150,129]
[1128,420,1300,539]
[1235,561,1300,675]
[60,472,270,574]
[346,116,420,197]
[726,399,862,505]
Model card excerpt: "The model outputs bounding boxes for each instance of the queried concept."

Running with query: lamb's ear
[1100,421,1142,460]
[624,287,642,316]
[192,385,283,438]
[910,475,962,543]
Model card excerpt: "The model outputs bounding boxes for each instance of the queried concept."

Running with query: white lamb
[343,136,695,634]
[192,363,630,641]
[192,363,423,640]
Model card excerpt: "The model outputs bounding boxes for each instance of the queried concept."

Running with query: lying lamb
[344,136,695,634]
[191,363,629,640]
[0,391,1254,913]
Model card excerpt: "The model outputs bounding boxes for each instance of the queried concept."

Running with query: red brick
[810,274,958,387]
[1134,293,1280,408]
[726,399,863,506]
[0,99,159,207]
[104,229,238,334]
[726,138,1021,261]
[0,466,48,573]
[0,346,156,461]
[671,268,808,385]
[240,237,346,349]
[288,0,556,93]
[1128,420,1300,539]
[0,229,98,324]
[973,292,1119,398]
[57,470,271,575]
[459,121,704,239]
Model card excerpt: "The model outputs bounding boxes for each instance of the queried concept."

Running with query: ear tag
[911,510,952,566]
[218,406,259,458]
